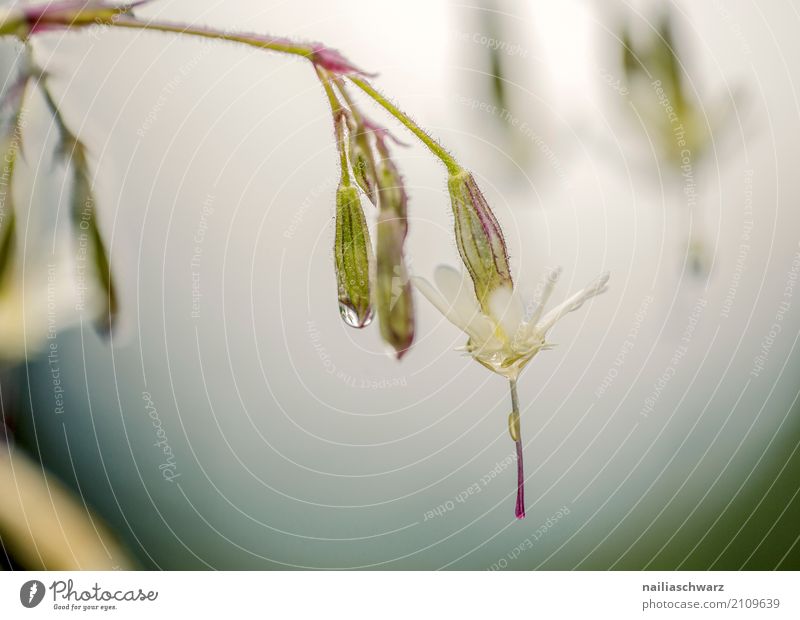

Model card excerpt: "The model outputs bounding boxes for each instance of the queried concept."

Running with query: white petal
[518,266,562,342]
[432,266,497,344]
[487,284,524,340]
[410,275,472,334]
[413,274,495,344]
[433,265,481,321]
[465,313,500,346]
[527,266,562,325]
[537,272,609,335]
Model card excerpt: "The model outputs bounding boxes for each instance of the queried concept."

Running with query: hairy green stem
[348,76,460,174]
[92,16,314,58]
[13,12,463,175]
[315,67,350,186]
[111,18,462,173]
[332,78,360,123]
[109,18,462,172]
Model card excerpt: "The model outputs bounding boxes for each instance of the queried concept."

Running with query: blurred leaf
[0,209,15,293]
[654,11,686,115]
[620,22,638,81]
[70,158,117,335]
[374,143,414,357]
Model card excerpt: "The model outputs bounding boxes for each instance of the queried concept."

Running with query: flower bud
[447,170,512,308]
[349,121,378,206]
[374,145,414,357]
[335,183,374,328]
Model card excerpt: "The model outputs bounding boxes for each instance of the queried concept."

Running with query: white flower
[412,265,609,380]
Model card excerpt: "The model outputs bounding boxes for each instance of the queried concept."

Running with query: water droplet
[508,412,520,442]
[338,302,373,328]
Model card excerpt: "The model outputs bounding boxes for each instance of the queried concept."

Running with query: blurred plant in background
[619,8,743,276]
[0,439,134,569]
[456,0,539,176]
[0,58,129,566]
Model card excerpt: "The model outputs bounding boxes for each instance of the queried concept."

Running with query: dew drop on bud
[338,302,374,328]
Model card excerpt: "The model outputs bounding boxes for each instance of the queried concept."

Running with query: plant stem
[95,16,315,59]
[348,76,461,174]
[332,78,361,123]
[19,12,463,174]
[509,378,525,519]
[315,67,350,186]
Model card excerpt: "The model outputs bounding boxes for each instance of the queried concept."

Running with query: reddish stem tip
[514,440,525,519]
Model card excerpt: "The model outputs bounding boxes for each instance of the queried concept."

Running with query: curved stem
[315,67,350,186]
[14,11,464,174]
[348,76,461,174]
[332,78,355,113]
[509,378,525,519]
[88,16,315,58]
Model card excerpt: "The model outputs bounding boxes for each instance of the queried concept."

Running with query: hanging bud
[70,145,117,335]
[348,121,378,206]
[374,140,414,357]
[335,183,373,328]
[447,170,512,309]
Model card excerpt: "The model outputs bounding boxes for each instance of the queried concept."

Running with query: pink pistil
[514,440,525,519]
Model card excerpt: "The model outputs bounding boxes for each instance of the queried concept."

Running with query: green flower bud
[335,183,374,328]
[447,170,512,309]
[349,122,378,206]
[375,147,414,358]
